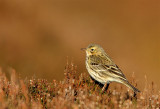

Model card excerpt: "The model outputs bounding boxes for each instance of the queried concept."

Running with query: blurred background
[0,0,160,90]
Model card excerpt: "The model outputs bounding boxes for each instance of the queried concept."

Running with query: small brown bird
[82,44,140,93]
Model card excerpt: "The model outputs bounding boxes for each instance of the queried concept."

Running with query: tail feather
[124,81,140,93]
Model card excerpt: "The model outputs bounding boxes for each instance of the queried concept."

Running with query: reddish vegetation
[0,62,159,109]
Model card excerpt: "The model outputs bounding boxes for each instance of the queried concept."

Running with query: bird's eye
[90,48,94,52]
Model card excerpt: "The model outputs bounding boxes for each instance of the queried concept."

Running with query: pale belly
[85,61,107,84]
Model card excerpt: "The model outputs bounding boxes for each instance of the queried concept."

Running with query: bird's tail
[123,81,140,93]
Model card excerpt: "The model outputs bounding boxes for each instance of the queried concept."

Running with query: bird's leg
[102,82,110,92]
[102,83,107,92]
[133,92,137,98]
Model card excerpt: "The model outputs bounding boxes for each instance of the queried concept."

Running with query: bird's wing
[104,64,126,79]
[88,55,127,80]
[90,62,127,81]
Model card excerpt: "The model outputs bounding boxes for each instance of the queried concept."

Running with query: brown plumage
[84,44,140,93]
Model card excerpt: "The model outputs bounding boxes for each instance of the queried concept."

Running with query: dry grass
[0,62,159,109]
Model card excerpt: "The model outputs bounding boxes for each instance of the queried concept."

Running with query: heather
[0,62,159,109]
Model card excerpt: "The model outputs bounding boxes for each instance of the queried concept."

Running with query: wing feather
[88,55,127,80]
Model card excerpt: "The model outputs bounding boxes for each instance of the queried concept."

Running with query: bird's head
[81,44,104,56]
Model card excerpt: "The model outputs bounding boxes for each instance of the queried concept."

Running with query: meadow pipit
[82,44,140,93]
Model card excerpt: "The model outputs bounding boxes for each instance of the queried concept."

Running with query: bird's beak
[81,48,86,51]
